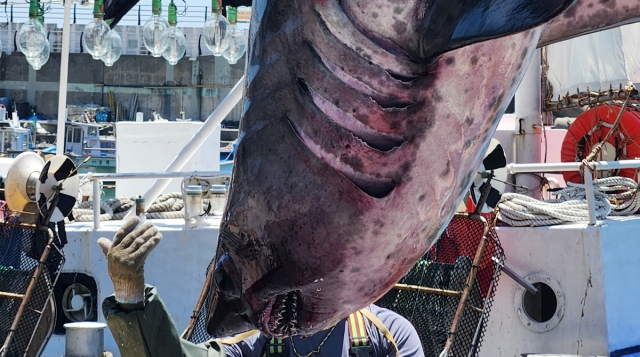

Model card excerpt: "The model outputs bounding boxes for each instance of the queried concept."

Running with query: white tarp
[546,23,640,97]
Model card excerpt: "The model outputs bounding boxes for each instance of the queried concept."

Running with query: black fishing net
[0,223,64,357]
[188,260,216,345]
[376,213,503,357]
[187,214,504,357]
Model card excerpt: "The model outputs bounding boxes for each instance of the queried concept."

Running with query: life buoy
[560,104,640,184]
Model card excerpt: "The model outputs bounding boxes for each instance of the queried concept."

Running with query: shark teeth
[269,291,301,338]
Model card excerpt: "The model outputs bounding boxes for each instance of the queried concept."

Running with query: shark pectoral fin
[419,0,575,60]
[539,0,640,47]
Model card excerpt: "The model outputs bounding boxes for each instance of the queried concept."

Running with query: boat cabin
[0,121,33,153]
[65,122,115,158]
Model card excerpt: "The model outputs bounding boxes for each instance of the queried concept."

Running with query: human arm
[103,285,227,357]
[98,217,227,357]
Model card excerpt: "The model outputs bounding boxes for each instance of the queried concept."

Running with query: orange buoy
[561,104,640,184]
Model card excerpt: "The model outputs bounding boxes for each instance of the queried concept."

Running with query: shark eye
[213,254,241,299]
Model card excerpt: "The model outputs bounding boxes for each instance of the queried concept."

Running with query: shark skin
[205,0,640,340]
[539,0,640,47]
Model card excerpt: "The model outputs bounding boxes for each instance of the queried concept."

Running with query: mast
[55,0,73,155]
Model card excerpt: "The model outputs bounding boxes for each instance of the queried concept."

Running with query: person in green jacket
[99,217,424,357]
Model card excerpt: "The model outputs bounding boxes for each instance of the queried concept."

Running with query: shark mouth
[264,291,302,338]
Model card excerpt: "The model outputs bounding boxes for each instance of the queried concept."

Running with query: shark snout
[206,254,255,338]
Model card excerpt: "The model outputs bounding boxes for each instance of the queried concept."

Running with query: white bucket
[64,322,107,357]
[136,112,144,122]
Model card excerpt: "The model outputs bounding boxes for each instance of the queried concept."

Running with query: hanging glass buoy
[162,1,186,65]
[26,10,50,70]
[222,7,246,65]
[83,0,112,60]
[17,0,46,57]
[143,0,170,57]
[202,0,230,56]
[101,30,122,66]
[27,40,50,70]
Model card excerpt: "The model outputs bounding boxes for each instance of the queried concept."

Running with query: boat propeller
[469,138,508,214]
[5,152,79,223]
[37,156,80,223]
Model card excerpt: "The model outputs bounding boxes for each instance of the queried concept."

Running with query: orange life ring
[560,104,640,184]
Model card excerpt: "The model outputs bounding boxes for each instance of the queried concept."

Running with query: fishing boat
[3,5,640,357]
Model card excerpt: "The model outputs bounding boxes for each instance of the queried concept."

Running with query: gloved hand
[97,217,162,304]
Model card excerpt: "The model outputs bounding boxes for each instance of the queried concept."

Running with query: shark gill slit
[285,7,436,199]
[286,117,395,199]
[295,77,405,152]
[307,39,415,110]
[335,0,413,60]
[312,3,424,81]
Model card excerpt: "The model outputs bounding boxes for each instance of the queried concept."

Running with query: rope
[497,177,640,227]
[71,192,207,222]
[579,90,635,177]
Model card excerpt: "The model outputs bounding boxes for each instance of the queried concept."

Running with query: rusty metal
[440,214,489,357]
[0,292,24,300]
[0,221,46,231]
[393,283,462,297]
[544,85,640,112]
[24,241,64,357]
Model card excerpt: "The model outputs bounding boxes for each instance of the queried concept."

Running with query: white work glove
[97,217,162,304]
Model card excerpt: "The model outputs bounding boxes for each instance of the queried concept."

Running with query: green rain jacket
[103,286,225,357]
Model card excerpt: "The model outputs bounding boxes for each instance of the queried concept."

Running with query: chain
[289,324,337,357]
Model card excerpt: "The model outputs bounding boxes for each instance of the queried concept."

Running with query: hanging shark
[205,0,640,339]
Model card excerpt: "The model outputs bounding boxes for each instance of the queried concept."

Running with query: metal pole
[56,0,72,156]
[491,256,538,295]
[88,170,229,180]
[440,214,489,357]
[506,159,640,174]
[584,168,597,225]
[514,48,543,199]
[123,76,245,220]
[93,179,100,229]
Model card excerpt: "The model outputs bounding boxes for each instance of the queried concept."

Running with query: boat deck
[40,215,640,356]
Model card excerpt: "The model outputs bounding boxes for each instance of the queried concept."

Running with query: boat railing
[507,159,640,225]
[81,160,640,229]
[82,148,116,154]
[82,170,231,229]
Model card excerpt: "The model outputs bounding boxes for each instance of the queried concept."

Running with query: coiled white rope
[72,192,203,222]
[497,177,640,227]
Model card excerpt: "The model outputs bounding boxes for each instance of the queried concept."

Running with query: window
[73,128,82,143]
[88,127,98,137]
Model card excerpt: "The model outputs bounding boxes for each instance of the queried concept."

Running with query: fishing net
[376,213,503,357]
[186,260,216,345]
[0,223,64,357]
[186,214,504,357]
